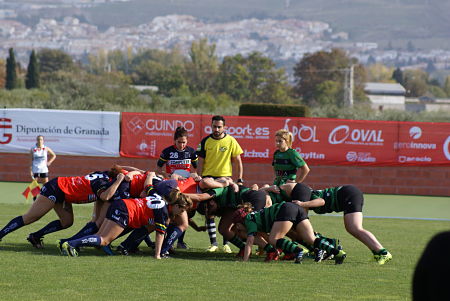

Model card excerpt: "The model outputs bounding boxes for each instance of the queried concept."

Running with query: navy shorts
[33,173,48,179]
[275,202,309,227]
[338,185,364,214]
[40,177,65,204]
[106,199,129,228]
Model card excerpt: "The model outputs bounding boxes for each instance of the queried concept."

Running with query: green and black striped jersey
[272,148,306,185]
[209,186,250,209]
[311,186,343,214]
[244,202,284,235]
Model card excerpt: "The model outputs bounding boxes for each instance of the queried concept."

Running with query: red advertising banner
[120,112,450,166]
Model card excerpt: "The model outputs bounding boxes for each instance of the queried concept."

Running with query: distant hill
[80,0,450,50]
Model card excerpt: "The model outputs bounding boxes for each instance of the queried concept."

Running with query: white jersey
[31,145,49,174]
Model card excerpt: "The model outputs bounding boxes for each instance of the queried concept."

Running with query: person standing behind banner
[30,135,56,184]
[197,115,244,253]
[272,129,309,186]
[156,126,199,180]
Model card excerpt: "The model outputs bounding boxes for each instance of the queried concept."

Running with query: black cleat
[27,234,44,249]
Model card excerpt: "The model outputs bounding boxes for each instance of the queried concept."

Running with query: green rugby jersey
[209,186,250,209]
[310,186,343,214]
[272,148,306,185]
[244,202,284,235]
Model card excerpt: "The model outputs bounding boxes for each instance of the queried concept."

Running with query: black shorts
[275,202,309,227]
[106,199,129,228]
[33,173,48,179]
[39,177,65,204]
[338,185,364,214]
[241,190,266,211]
[291,183,312,202]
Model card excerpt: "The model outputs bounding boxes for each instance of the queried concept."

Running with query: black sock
[178,231,186,244]
[31,220,64,238]
[0,216,25,239]
[120,226,149,250]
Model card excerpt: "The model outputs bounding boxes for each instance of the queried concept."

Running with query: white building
[364,82,406,111]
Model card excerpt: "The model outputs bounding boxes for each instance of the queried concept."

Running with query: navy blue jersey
[157,145,198,174]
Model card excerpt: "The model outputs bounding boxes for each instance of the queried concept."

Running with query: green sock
[229,235,245,249]
[373,248,387,255]
[263,244,276,253]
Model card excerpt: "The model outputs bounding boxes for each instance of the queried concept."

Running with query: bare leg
[344,212,383,251]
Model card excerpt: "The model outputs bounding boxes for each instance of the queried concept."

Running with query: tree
[444,76,450,97]
[403,69,428,97]
[0,59,5,89]
[216,52,291,103]
[366,63,394,82]
[5,48,18,90]
[132,61,184,96]
[25,50,40,89]
[185,39,219,93]
[293,48,366,106]
[392,67,404,85]
[37,48,74,73]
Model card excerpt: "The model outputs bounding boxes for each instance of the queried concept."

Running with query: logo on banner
[409,126,422,139]
[205,124,269,140]
[346,151,376,162]
[146,119,195,136]
[328,125,384,146]
[283,119,319,143]
[127,116,145,134]
[136,140,157,157]
[444,136,450,160]
[393,126,436,150]
[243,149,270,158]
[398,156,432,163]
[0,118,13,144]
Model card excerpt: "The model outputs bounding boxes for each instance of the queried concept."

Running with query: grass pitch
[0,182,449,301]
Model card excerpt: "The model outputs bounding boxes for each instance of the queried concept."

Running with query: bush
[239,103,310,117]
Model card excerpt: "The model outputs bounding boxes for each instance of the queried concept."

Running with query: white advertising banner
[0,108,120,157]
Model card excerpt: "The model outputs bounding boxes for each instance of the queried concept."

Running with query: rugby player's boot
[61,242,78,257]
[177,241,188,249]
[334,250,347,265]
[206,245,219,252]
[265,249,280,262]
[281,252,296,261]
[116,244,129,256]
[374,252,392,265]
[314,248,325,262]
[27,234,44,249]
[101,244,114,256]
[294,250,304,264]
[223,244,232,254]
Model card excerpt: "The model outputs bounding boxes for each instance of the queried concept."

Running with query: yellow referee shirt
[197,134,243,177]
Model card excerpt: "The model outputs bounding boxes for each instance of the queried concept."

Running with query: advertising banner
[0,109,120,156]
[121,112,450,166]
[396,122,450,165]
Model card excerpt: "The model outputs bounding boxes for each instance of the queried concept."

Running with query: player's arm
[243,234,255,261]
[231,154,244,183]
[98,173,126,201]
[188,218,206,232]
[46,147,56,166]
[183,192,213,203]
[295,163,310,183]
[293,198,324,208]
[29,149,34,179]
